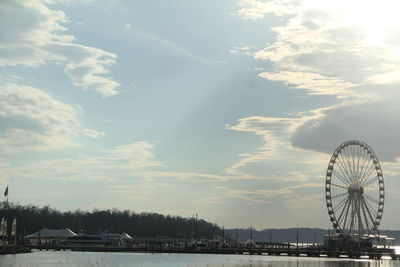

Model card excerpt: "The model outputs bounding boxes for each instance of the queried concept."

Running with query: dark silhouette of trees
[0,202,221,239]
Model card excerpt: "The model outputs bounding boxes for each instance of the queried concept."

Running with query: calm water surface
[1,251,400,267]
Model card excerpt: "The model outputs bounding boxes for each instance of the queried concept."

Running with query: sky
[2,0,400,230]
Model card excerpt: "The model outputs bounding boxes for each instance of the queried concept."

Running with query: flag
[4,186,7,197]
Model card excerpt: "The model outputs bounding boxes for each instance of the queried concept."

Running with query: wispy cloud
[200,182,322,205]
[258,71,355,95]
[235,0,297,20]
[134,28,216,66]
[109,182,171,201]
[225,115,328,177]
[82,129,105,139]
[0,1,119,96]
[5,141,162,182]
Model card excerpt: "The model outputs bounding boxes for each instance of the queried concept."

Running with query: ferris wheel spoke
[348,145,358,183]
[356,150,371,184]
[352,199,359,234]
[337,152,350,181]
[350,146,358,183]
[361,176,379,188]
[359,160,375,185]
[333,163,352,185]
[352,199,358,233]
[342,198,353,231]
[331,183,348,190]
[345,146,353,176]
[358,155,372,179]
[359,163,376,186]
[348,198,356,233]
[364,193,380,206]
[355,199,361,233]
[332,169,351,186]
[336,157,353,185]
[334,195,349,213]
[355,146,363,181]
[363,197,378,218]
[358,148,369,183]
[357,198,365,233]
[360,197,371,232]
[336,196,351,227]
[361,196,378,228]
[342,147,355,183]
[364,188,378,195]
[331,191,348,200]
[336,196,350,221]
[358,147,365,177]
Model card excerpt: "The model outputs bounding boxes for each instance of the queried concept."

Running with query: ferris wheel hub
[348,185,364,196]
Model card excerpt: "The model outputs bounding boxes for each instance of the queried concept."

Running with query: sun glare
[305,0,400,45]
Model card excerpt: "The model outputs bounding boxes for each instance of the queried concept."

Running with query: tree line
[0,202,221,239]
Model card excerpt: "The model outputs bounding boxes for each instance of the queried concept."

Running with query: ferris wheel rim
[325,140,384,236]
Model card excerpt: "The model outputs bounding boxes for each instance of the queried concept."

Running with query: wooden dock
[0,245,30,255]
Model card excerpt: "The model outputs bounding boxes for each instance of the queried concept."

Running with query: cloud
[106,142,162,169]
[7,141,161,182]
[224,115,330,183]
[0,0,119,96]
[3,137,263,184]
[82,129,105,139]
[0,83,112,152]
[291,101,400,162]
[236,0,400,96]
[136,171,238,182]
[109,182,171,201]
[235,0,297,20]
[134,28,215,66]
[233,1,400,166]
[258,71,355,95]
[201,182,321,205]
[224,100,400,189]
[4,137,251,187]
[225,116,298,176]
[0,83,80,152]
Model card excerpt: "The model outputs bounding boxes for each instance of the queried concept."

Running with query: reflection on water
[0,251,399,267]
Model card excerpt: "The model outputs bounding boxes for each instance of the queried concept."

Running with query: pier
[24,241,400,260]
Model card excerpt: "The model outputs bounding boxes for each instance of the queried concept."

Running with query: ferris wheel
[325,140,384,237]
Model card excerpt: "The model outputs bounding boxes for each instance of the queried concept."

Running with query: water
[1,251,400,267]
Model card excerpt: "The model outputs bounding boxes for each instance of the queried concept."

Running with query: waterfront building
[25,228,77,245]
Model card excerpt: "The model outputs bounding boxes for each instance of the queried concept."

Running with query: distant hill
[226,228,400,245]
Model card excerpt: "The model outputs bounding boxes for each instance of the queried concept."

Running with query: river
[1,251,400,267]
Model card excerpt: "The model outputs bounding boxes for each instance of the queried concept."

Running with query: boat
[59,232,111,247]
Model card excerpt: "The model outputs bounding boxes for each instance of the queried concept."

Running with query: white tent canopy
[25,228,77,239]
[121,232,133,239]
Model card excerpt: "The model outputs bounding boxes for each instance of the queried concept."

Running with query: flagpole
[5,185,8,244]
